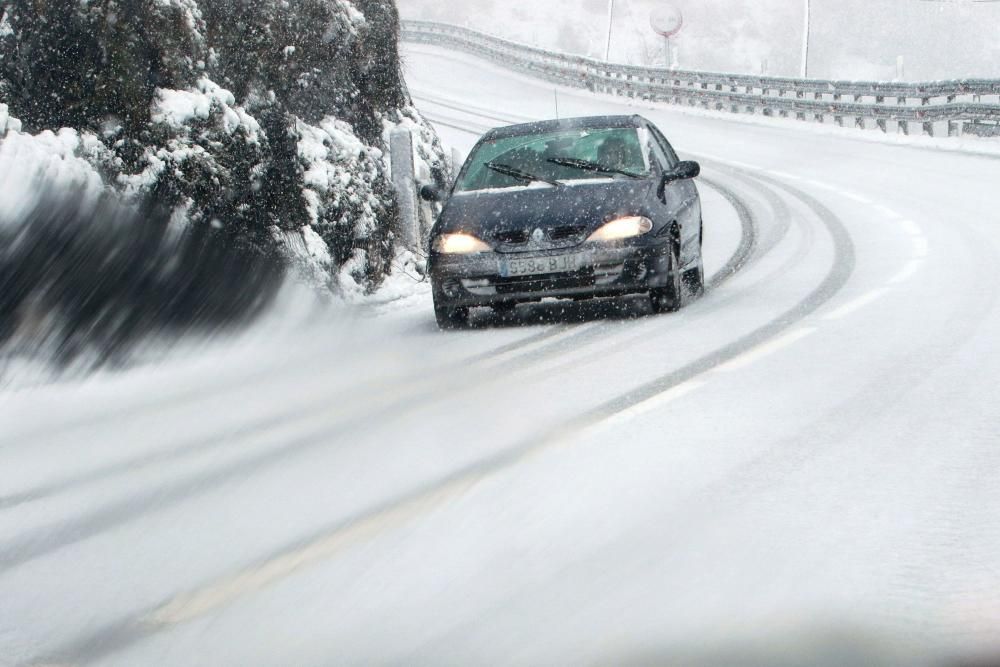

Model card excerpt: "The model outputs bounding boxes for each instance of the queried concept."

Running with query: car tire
[434,302,469,329]
[682,254,705,299]
[650,241,683,314]
[682,222,705,299]
[683,262,705,298]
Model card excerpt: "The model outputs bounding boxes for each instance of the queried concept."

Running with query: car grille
[495,230,529,245]
[492,225,589,250]
[492,273,594,295]
[461,262,626,296]
[548,224,587,241]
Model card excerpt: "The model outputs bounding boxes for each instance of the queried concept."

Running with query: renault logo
[532,228,545,242]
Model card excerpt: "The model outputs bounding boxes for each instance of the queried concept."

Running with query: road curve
[1,40,999,667]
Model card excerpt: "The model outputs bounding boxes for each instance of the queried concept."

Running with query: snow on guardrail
[401,20,1000,139]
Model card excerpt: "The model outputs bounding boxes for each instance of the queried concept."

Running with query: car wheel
[682,250,705,299]
[650,241,683,314]
[681,222,705,299]
[683,261,705,298]
[434,302,469,329]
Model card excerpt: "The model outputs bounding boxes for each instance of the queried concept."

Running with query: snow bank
[0,110,106,225]
[275,226,334,291]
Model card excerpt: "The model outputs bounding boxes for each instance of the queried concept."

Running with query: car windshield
[455,127,651,193]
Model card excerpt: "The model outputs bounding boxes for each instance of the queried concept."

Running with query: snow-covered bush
[0,0,447,296]
[298,116,395,287]
[0,0,447,367]
[0,0,205,133]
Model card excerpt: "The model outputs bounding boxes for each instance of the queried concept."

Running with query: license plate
[499,253,587,277]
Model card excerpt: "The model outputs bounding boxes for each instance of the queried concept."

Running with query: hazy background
[399,0,1000,80]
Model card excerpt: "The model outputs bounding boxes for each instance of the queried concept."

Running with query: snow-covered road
[2,43,1000,666]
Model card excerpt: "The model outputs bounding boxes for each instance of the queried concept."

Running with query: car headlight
[433,232,493,254]
[587,216,654,242]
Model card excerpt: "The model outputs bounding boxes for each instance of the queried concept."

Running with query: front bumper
[430,242,673,308]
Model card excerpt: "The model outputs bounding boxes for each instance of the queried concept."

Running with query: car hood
[434,179,657,239]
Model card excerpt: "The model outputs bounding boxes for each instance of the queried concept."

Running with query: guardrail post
[390,127,419,251]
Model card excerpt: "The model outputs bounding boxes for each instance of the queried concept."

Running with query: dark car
[421,115,704,329]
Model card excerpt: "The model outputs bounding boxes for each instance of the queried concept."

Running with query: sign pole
[801,0,811,78]
[605,0,615,61]
[650,6,683,70]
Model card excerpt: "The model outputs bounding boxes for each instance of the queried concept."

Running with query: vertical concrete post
[390,128,418,251]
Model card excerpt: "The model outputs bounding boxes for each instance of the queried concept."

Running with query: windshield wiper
[546,157,644,179]
[485,162,563,187]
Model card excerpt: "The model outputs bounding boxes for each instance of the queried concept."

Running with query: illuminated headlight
[433,232,492,254]
[587,216,654,242]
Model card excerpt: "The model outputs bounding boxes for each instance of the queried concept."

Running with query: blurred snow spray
[0,183,286,369]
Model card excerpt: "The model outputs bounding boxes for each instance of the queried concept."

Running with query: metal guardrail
[402,20,1000,138]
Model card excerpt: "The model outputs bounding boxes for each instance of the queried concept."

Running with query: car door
[646,123,701,268]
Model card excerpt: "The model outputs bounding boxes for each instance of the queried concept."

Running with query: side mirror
[420,184,444,202]
[662,160,700,185]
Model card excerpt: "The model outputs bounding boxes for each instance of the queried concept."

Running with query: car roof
[481,115,649,141]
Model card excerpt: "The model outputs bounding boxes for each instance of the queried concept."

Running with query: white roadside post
[389,127,419,251]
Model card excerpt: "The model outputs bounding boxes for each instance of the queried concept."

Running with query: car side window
[646,134,671,172]
[648,125,679,169]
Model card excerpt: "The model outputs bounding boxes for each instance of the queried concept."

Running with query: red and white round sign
[650,6,684,38]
